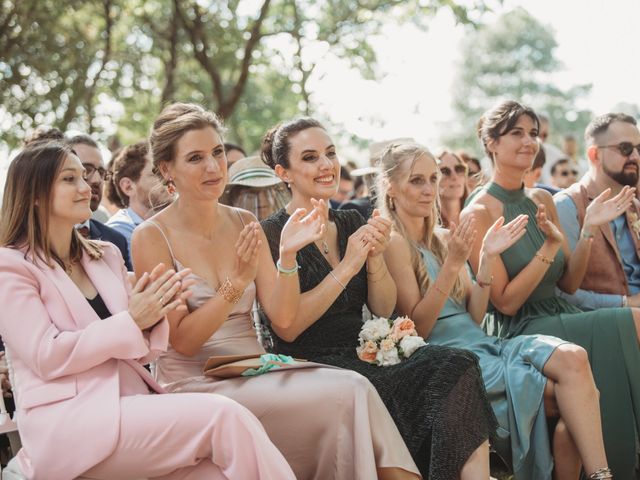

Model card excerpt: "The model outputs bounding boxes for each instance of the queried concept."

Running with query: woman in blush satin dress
[132,102,421,480]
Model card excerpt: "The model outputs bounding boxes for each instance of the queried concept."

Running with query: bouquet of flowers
[356,316,427,367]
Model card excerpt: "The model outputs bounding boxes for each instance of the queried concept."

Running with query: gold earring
[389,197,395,211]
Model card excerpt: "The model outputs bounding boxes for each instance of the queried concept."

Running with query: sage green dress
[480,182,640,480]
[422,248,565,479]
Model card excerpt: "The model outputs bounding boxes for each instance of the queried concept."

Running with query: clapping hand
[481,215,528,258]
[232,222,261,289]
[364,209,391,257]
[343,225,374,274]
[447,216,477,267]
[280,204,325,256]
[584,186,636,232]
[536,204,563,245]
[129,263,194,330]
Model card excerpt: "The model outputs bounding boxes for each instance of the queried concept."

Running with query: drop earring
[389,196,395,211]
[167,177,176,195]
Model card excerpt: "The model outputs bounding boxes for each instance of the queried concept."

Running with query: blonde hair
[376,142,466,302]
[0,142,102,269]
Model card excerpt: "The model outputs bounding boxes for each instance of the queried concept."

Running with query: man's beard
[603,161,639,186]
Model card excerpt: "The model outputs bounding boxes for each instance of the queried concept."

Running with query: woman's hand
[481,215,528,258]
[231,222,261,289]
[583,186,635,233]
[280,206,325,256]
[342,225,374,275]
[446,216,477,267]
[129,263,193,330]
[365,209,391,257]
[536,204,563,246]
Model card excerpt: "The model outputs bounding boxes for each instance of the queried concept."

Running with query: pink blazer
[0,242,168,480]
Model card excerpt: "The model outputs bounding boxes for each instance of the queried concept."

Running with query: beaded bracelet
[217,277,244,304]
[534,252,554,265]
[276,259,299,276]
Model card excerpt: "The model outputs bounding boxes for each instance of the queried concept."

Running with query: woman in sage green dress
[380,142,610,480]
[463,100,640,480]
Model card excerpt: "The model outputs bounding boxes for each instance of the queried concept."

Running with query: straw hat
[227,155,283,189]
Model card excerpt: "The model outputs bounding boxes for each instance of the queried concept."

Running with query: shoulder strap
[145,220,177,264]
[234,208,246,227]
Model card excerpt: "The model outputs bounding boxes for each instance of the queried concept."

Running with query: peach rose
[357,340,378,363]
[391,316,417,340]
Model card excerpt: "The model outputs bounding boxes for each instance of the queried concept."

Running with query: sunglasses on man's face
[440,164,467,177]
[598,142,640,157]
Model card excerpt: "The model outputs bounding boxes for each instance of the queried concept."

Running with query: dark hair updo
[261,118,325,169]
[477,100,539,158]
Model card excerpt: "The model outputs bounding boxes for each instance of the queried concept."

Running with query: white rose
[376,346,400,367]
[359,317,392,342]
[399,335,427,358]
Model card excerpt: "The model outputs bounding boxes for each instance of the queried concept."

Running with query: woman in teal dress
[379,141,610,480]
[463,100,640,480]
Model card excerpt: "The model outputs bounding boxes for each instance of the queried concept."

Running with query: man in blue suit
[68,135,133,271]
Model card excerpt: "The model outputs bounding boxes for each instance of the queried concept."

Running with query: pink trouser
[83,392,295,480]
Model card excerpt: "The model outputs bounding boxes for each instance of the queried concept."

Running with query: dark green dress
[480,182,640,480]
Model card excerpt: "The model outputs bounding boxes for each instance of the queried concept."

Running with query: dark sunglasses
[598,142,640,157]
[440,164,467,177]
[82,163,110,181]
[558,169,578,177]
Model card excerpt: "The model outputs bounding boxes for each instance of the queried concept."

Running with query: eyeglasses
[82,163,110,181]
[557,169,578,177]
[440,164,467,177]
[597,142,640,157]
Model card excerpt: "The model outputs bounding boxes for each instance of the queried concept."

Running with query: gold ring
[160,295,165,304]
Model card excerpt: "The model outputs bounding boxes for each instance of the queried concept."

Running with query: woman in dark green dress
[463,100,640,480]
[259,118,498,480]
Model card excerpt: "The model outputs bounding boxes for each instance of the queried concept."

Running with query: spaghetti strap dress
[479,181,640,480]
[421,248,565,479]
[146,219,421,480]
[261,208,498,480]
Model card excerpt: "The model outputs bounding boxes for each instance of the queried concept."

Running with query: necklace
[321,239,329,255]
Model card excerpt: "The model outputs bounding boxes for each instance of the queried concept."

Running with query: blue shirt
[106,207,144,253]
[554,194,640,308]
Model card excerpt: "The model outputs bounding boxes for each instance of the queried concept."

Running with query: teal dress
[481,182,640,480]
[422,248,564,479]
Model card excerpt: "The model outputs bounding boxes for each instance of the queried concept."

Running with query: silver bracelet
[329,271,346,290]
[622,295,628,308]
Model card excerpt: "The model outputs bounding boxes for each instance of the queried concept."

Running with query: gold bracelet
[432,283,448,296]
[535,252,554,265]
[366,260,385,276]
[217,277,244,304]
[368,269,387,283]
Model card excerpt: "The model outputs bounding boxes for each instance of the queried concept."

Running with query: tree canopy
[445,7,592,155]
[0,0,491,152]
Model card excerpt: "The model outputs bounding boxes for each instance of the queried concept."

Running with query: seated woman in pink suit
[0,141,295,480]
[132,103,421,480]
